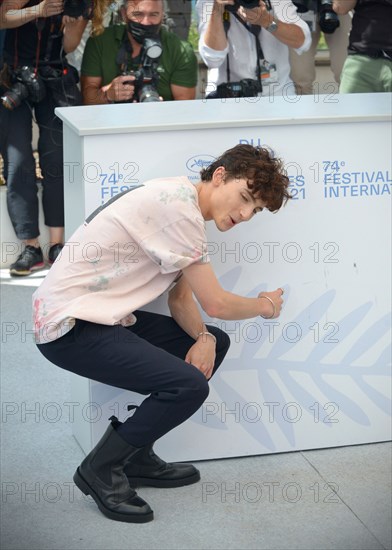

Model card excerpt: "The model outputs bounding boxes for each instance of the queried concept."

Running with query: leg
[5,102,39,240]
[289,26,319,95]
[122,310,230,487]
[339,55,389,93]
[129,309,231,378]
[37,318,213,446]
[35,96,65,260]
[325,12,351,85]
[5,102,45,275]
[37,319,214,521]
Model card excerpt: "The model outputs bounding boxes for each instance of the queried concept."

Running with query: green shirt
[81,25,198,101]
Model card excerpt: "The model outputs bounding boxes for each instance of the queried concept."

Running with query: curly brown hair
[200,144,291,212]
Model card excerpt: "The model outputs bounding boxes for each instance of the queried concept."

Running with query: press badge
[259,61,278,84]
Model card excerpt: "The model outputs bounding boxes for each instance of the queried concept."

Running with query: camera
[123,37,162,103]
[1,66,46,110]
[208,78,261,99]
[318,0,340,33]
[63,0,93,19]
[124,68,160,103]
[292,0,340,33]
[39,64,82,107]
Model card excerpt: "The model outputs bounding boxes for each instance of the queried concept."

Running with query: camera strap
[116,34,145,73]
[41,16,64,68]
[223,9,263,92]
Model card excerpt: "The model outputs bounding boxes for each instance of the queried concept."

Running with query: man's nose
[240,206,254,221]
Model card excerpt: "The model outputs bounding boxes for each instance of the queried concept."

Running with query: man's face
[124,0,164,26]
[209,169,265,232]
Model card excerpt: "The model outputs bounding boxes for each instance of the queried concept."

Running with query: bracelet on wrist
[259,295,276,319]
[197,331,217,344]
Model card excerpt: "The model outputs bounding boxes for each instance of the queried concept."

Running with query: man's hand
[39,0,64,18]
[185,337,216,380]
[257,287,284,319]
[105,75,136,103]
[237,0,271,27]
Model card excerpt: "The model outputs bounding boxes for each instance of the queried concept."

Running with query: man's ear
[120,6,127,23]
[212,166,225,186]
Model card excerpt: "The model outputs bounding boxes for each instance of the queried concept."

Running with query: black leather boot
[124,443,201,488]
[73,416,153,523]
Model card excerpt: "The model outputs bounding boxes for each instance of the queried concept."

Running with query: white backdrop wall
[57,95,391,460]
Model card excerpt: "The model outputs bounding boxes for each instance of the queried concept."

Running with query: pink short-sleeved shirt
[33,176,209,344]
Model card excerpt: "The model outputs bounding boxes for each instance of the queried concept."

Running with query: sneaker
[9,245,44,277]
[48,243,64,265]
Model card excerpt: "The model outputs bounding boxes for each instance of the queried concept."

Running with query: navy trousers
[37,310,230,446]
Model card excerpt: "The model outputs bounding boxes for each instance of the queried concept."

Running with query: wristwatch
[265,17,278,33]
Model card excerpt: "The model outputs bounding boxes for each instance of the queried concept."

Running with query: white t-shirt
[33,176,209,344]
[196,0,311,96]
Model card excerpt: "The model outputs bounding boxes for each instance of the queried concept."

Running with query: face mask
[127,21,160,44]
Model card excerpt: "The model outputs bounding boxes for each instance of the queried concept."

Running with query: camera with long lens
[63,0,93,19]
[292,0,340,33]
[123,37,162,103]
[1,66,46,110]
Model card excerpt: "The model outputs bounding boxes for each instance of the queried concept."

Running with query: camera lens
[138,85,160,103]
[1,82,29,110]
[318,0,340,33]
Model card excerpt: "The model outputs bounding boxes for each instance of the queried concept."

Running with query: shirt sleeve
[197,0,230,68]
[170,39,199,88]
[81,35,103,77]
[273,0,312,54]
[140,216,210,274]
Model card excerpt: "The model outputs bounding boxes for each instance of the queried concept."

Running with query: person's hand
[105,75,136,103]
[212,0,236,16]
[237,0,271,27]
[257,287,284,319]
[62,14,84,26]
[39,0,64,18]
[185,337,216,380]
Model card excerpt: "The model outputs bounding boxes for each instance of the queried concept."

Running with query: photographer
[196,0,311,99]
[81,0,198,104]
[0,0,87,276]
[289,0,352,94]
[333,0,392,93]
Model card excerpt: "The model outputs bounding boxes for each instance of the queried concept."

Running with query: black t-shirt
[348,0,392,56]
[3,0,64,68]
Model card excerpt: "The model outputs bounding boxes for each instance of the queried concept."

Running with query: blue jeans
[4,95,64,240]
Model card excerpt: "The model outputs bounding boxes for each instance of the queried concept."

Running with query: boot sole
[127,470,201,488]
[73,468,154,523]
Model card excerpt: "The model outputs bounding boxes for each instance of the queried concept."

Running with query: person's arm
[168,275,216,379]
[182,261,284,320]
[201,0,231,51]
[62,15,88,53]
[0,0,63,29]
[81,74,136,105]
[168,39,197,100]
[332,0,357,15]
[170,83,196,100]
